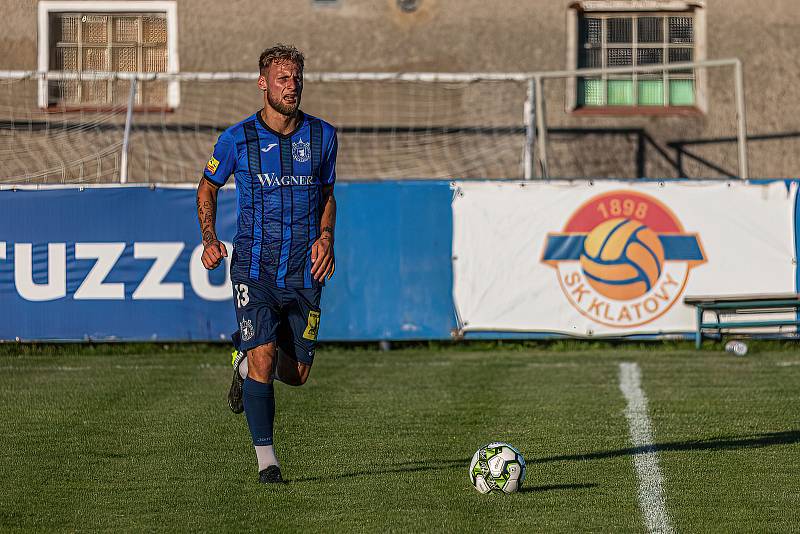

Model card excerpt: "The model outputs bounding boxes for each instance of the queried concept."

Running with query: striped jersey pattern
[203,110,337,288]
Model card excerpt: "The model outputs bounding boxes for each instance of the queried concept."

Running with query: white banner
[452,180,797,336]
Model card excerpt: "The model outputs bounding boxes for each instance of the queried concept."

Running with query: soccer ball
[469,442,526,494]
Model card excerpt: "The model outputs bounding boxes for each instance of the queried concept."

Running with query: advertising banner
[0,187,237,341]
[0,182,456,341]
[452,180,797,336]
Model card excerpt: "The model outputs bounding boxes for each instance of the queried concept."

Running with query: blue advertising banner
[0,182,456,341]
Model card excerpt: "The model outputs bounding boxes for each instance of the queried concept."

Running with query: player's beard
[267,88,301,116]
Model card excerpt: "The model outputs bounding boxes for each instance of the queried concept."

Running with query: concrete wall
[1,0,798,180]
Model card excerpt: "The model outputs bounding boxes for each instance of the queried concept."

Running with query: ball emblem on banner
[579,218,665,301]
[541,190,707,329]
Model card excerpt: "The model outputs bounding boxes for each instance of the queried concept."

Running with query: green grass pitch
[1,342,798,532]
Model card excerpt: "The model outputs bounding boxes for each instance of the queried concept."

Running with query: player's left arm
[311,128,338,282]
[311,184,336,282]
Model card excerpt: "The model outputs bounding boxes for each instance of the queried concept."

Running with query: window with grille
[577,13,697,109]
[48,12,169,107]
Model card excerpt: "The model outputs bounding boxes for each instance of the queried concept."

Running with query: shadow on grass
[289,430,798,484]
[290,459,470,483]
[531,430,800,464]
[519,483,597,493]
[291,463,598,492]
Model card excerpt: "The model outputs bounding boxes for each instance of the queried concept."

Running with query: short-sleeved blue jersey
[203,110,337,289]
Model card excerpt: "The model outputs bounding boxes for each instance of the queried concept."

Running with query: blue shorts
[231,277,323,366]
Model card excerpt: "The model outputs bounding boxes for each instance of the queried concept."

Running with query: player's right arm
[197,177,227,269]
[197,130,236,270]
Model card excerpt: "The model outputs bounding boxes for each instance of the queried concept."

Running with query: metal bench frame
[684,294,800,349]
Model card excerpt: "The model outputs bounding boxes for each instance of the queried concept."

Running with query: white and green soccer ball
[469,442,526,494]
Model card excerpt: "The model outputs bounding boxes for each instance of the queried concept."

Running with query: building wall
[1,0,798,180]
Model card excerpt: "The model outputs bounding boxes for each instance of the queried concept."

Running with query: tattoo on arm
[202,201,213,223]
[318,186,336,243]
[197,181,219,246]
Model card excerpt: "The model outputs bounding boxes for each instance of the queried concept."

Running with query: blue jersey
[203,110,337,289]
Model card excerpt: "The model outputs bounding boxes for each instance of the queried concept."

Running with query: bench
[683,293,800,349]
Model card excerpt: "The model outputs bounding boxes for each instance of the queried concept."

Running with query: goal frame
[0,57,747,183]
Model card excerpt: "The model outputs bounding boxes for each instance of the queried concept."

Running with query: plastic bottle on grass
[725,340,748,356]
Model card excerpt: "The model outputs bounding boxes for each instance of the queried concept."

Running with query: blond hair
[259,44,305,75]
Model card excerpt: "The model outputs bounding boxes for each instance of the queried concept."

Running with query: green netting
[607,79,633,105]
[669,79,695,105]
[638,80,664,106]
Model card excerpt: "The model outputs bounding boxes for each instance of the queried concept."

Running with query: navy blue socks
[243,377,275,446]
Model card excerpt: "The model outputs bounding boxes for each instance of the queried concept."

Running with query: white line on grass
[619,362,674,534]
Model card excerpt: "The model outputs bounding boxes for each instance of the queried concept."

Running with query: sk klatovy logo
[541,190,707,328]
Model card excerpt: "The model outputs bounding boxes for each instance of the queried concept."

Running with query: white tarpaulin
[452,180,797,336]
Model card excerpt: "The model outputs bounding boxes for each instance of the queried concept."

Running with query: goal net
[0,61,745,184]
[0,73,528,184]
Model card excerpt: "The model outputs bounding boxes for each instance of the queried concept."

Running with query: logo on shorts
[303,310,320,341]
[206,156,220,174]
[240,318,255,342]
[292,138,310,162]
[541,190,707,328]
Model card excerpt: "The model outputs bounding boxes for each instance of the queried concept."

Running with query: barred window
[47,11,170,108]
[577,13,696,108]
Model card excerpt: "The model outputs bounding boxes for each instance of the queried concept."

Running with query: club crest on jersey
[541,190,707,328]
[292,138,311,162]
[240,318,255,342]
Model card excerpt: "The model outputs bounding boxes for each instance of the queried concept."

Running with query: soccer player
[196,44,337,484]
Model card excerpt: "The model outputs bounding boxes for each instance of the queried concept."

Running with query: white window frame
[37,0,179,108]
[566,0,706,113]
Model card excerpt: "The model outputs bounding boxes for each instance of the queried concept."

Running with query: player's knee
[247,345,277,382]
[247,361,273,382]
